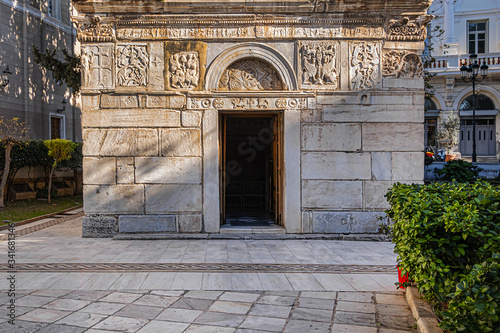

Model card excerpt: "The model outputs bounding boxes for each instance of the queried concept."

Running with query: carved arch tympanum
[217,58,284,91]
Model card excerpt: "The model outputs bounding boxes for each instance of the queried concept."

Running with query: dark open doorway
[219,114,283,227]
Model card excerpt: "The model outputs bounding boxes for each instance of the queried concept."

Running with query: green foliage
[0,116,29,144]
[386,182,500,332]
[36,187,58,199]
[58,142,83,171]
[44,139,77,168]
[441,256,500,333]
[436,159,482,182]
[33,46,81,92]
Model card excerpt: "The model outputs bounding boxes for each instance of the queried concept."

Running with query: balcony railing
[425,53,500,70]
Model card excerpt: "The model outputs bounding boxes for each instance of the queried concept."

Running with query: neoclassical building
[73,0,431,237]
[425,0,500,161]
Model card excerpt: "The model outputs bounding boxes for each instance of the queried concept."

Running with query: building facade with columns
[74,0,430,237]
[0,0,81,141]
[426,0,500,161]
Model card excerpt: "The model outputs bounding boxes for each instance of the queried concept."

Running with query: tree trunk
[47,166,55,204]
[0,143,14,209]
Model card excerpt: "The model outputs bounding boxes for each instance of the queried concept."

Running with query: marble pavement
[0,216,416,332]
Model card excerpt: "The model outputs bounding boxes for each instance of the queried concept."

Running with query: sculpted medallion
[168,51,199,90]
[383,51,423,78]
[350,42,381,90]
[116,45,149,87]
[218,59,284,91]
[299,41,339,90]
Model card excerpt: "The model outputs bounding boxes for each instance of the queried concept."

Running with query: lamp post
[460,54,488,162]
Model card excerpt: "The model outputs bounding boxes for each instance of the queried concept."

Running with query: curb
[0,210,85,241]
[114,233,390,241]
[405,286,443,333]
[0,204,83,231]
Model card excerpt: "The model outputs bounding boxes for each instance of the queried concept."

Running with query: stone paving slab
[0,289,417,332]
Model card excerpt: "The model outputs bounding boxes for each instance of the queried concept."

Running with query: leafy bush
[386,182,500,331]
[436,159,482,182]
[441,256,500,333]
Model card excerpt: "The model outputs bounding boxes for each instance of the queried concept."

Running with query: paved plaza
[0,216,416,332]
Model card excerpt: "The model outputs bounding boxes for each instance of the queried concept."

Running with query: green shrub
[441,256,500,333]
[386,181,500,331]
[436,159,482,182]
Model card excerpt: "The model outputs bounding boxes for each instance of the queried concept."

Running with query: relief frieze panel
[388,17,427,41]
[299,41,339,90]
[350,42,381,91]
[116,44,149,87]
[188,97,307,110]
[217,59,284,91]
[81,44,114,89]
[168,51,200,91]
[77,17,115,42]
[383,50,423,78]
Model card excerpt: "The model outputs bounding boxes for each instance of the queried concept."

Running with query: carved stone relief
[388,17,426,41]
[81,45,114,89]
[383,51,423,78]
[116,45,149,87]
[168,51,199,90]
[299,41,339,89]
[78,17,115,42]
[188,97,306,110]
[350,42,381,90]
[218,59,284,91]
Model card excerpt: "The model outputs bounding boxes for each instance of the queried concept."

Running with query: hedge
[386,181,500,332]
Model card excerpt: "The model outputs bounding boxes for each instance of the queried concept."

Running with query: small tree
[437,113,460,154]
[44,139,77,203]
[0,117,29,209]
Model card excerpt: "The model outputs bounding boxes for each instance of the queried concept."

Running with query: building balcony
[425,52,500,75]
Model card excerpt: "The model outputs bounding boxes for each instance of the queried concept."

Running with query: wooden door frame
[219,111,284,226]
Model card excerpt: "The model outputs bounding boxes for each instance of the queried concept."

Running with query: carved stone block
[168,51,199,91]
[301,152,371,180]
[302,180,363,209]
[312,211,384,233]
[298,41,339,90]
[145,185,202,213]
[362,123,423,151]
[383,50,423,78]
[179,214,202,233]
[82,216,118,238]
[84,185,145,214]
[83,157,116,185]
[149,43,165,90]
[135,157,202,184]
[119,215,176,233]
[83,129,159,156]
[301,123,361,151]
[161,128,201,156]
[117,157,135,184]
[218,59,283,91]
[349,42,381,90]
[81,44,114,89]
[116,44,149,87]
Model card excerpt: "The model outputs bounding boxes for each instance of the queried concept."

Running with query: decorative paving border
[0,263,396,274]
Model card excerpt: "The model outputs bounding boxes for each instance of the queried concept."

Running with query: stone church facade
[73,0,430,237]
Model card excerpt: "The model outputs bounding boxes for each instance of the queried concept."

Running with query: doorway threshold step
[220,224,286,234]
[113,233,389,241]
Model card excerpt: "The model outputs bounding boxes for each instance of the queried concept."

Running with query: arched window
[425,99,438,110]
[459,94,496,111]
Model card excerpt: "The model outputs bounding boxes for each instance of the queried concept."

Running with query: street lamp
[460,54,489,162]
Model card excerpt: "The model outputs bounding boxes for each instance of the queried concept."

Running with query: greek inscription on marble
[117,27,255,40]
[168,51,199,90]
[299,41,339,89]
[116,45,149,87]
[81,45,114,89]
[218,59,283,91]
[350,42,381,90]
[388,17,426,41]
[383,51,423,78]
[77,16,114,42]
[231,98,270,109]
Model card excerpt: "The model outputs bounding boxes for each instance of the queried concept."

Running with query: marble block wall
[74,0,430,237]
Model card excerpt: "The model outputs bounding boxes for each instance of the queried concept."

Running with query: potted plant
[436,112,460,161]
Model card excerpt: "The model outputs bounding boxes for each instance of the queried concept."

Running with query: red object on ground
[398,266,409,289]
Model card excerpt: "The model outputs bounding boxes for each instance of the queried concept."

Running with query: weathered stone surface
[161,128,201,157]
[83,157,116,185]
[383,78,424,90]
[363,181,392,209]
[117,157,135,184]
[362,123,423,151]
[182,111,202,127]
[312,211,384,233]
[82,216,118,238]
[302,152,371,180]
[84,185,144,214]
[82,94,100,111]
[83,129,159,156]
[302,124,361,151]
[82,109,180,128]
[149,43,165,90]
[392,152,424,181]
[179,214,202,233]
[146,185,202,213]
[302,180,362,209]
[323,106,422,123]
[371,152,391,181]
[135,157,202,184]
[119,215,176,233]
